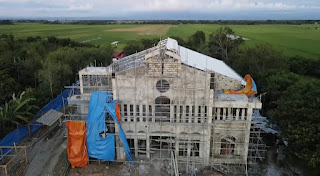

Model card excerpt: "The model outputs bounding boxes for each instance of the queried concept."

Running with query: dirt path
[18,124,68,176]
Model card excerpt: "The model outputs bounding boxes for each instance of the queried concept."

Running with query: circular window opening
[156,80,170,93]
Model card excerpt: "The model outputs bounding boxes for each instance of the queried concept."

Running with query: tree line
[0,35,114,138]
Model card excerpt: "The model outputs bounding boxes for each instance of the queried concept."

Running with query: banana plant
[0,91,38,126]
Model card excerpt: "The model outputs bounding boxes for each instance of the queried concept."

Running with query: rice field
[0,23,319,58]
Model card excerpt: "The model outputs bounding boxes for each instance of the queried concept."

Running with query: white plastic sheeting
[252,110,278,134]
[165,37,245,85]
[178,46,246,85]
[166,37,179,52]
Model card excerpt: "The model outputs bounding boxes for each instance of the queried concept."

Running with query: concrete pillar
[188,105,192,124]
[182,105,186,123]
[127,105,131,122]
[115,125,125,161]
[208,106,213,123]
[236,108,240,120]
[152,104,155,122]
[134,134,138,158]
[204,127,211,165]
[139,104,143,122]
[228,107,231,120]
[146,125,150,159]
[247,108,253,121]
[241,108,245,120]
[79,73,84,94]
[201,106,205,123]
[133,103,136,122]
[170,105,174,123]
[121,103,125,122]
[194,105,198,123]
[217,108,220,120]
[222,108,226,120]
[146,103,150,123]
[176,105,180,123]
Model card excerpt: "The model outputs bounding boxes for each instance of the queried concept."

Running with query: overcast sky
[0,0,319,20]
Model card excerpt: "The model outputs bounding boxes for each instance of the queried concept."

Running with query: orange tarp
[115,102,121,123]
[66,121,88,168]
[224,74,257,97]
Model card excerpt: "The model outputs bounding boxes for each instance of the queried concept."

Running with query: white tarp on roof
[166,38,179,52]
[178,45,246,85]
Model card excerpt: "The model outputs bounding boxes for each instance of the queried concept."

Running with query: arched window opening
[155,96,170,122]
[220,136,236,156]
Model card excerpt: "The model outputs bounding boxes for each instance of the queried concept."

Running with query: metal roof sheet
[36,109,63,126]
[178,46,246,85]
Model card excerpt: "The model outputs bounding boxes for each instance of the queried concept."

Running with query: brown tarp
[66,121,88,168]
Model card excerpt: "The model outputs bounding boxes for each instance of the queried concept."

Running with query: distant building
[112,51,126,61]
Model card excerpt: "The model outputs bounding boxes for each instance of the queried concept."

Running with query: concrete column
[115,125,125,161]
[204,127,211,165]
[228,107,231,120]
[139,104,143,122]
[133,103,136,122]
[222,108,226,120]
[121,103,125,122]
[194,105,198,123]
[187,141,191,158]
[146,125,150,159]
[152,104,155,122]
[208,106,213,123]
[170,105,174,123]
[236,108,240,120]
[79,73,84,94]
[241,108,245,120]
[175,137,179,159]
[247,108,253,121]
[127,105,131,122]
[176,105,180,123]
[217,108,220,120]
[201,106,205,123]
[188,105,192,124]
[146,103,149,123]
[134,134,138,158]
[182,105,186,123]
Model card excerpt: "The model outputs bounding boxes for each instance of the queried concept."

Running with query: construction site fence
[0,85,79,155]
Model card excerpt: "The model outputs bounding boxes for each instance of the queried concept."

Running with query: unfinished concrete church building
[67,38,265,174]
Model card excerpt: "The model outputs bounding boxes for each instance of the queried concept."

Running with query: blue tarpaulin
[86,91,115,161]
[105,100,134,164]
[0,88,74,154]
[86,91,133,164]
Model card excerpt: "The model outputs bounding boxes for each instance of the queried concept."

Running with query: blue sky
[0,0,319,20]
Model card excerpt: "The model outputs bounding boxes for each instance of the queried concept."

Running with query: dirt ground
[69,162,164,176]
[14,123,69,176]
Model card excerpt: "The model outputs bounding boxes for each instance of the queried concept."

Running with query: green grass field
[0,23,319,58]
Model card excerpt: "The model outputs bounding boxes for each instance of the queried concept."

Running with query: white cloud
[68,4,93,11]
[0,0,319,18]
